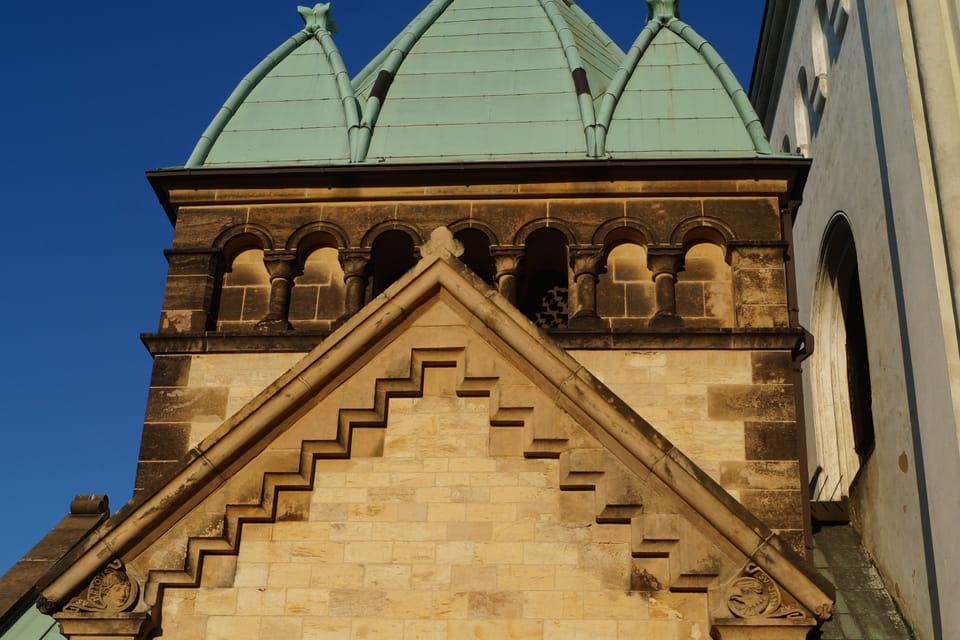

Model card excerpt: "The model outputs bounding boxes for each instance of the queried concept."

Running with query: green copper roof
[599,16,771,157]
[0,605,64,640]
[187,4,359,167]
[185,0,773,168]
[356,0,623,162]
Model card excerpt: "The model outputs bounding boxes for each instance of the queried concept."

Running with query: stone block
[381,590,433,618]
[328,590,386,618]
[749,352,793,386]
[364,564,412,590]
[150,355,193,387]
[137,423,190,461]
[544,620,618,639]
[162,274,215,309]
[741,490,805,529]
[719,461,800,491]
[446,620,542,639]
[676,282,705,317]
[145,387,228,424]
[735,269,787,305]
[735,304,789,328]
[259,616,303,638]
[206,615,263,640]
[468,591,524,618]
[522,590,583,619]
[451,565,498,591]
[707,385,795,421]
[744,422,800,460]
[583,590,651,620]
[702,199,780,239]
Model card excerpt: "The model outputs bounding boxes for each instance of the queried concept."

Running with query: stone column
[647,248,684,328]
[339,249,371,317]
[256,252,302,331]
[568,246,606,329]
[491,247,525,305]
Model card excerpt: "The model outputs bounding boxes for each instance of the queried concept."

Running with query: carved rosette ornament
[63,560,139,613]
[726,563,804,619]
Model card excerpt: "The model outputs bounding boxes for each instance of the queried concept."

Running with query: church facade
[0,1,887,638]
[753,1,960,637]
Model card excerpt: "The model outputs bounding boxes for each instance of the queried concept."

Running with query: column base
[255,318,294,332]
[649,312,683,328]
[568,313,607,330]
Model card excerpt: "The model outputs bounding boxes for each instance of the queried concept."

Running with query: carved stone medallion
[64,560,139,613]
[727,563,804,619]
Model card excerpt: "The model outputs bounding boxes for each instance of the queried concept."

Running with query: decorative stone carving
[420,226,464,260]
[726,563,804,619]
[63,560,139,614]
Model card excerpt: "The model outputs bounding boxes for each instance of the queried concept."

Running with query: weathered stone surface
[708,385,796,421]
[745,422,800,461]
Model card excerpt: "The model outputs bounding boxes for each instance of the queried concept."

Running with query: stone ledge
[141,328,806,355]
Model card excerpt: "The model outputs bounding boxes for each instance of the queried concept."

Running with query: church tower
[9,2,836,638]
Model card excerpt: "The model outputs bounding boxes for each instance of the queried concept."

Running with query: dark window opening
[369,230,416,297]
[454,228,496,286]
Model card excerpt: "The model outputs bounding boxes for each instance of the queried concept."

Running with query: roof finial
[646,0,680,22]
[299,3,338,34]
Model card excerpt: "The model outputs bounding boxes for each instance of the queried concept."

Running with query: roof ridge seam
[354,0,455,163]
[185,30,312,167]
[667,20,773,155]
[595,20,663,156]
[538,0,597,156]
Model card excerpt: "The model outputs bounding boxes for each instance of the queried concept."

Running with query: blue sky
[0,1,765,576]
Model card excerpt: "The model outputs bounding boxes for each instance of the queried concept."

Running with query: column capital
[646,247,685,276]
[569,245,604,278]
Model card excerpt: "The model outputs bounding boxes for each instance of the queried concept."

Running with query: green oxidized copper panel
[0,606,64,640]
[365,0,589,162]
[204,36,351,166]
[606,27,754,156]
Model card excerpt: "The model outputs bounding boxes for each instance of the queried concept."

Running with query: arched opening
[520,228,569,328]
[597,235,655,327]
[368,230,417,298]
[810,217,875,500]
[454,228,496,286]
[795,67,812,156]
[289,234,345,330]
[216,235,271,331]
[677,240,734,328]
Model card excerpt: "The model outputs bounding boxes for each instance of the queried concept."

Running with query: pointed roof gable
[186,4,359,168]
[597,5,772,157]
[39,236,832,632]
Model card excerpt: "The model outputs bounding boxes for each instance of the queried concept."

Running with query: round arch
[513,219,578,247]
[286,221,349,254]
[670,216,736,248]
[360,222,424,249]
[592,218,656,247]
[213,223,275,257]
[809,214,875,500]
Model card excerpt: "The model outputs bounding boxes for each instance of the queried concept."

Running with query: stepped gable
[39,247,833,638]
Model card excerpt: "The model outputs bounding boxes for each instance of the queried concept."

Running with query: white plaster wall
[761,2,960,637]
